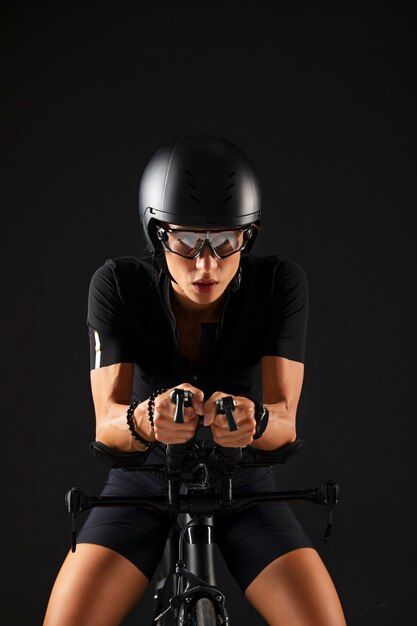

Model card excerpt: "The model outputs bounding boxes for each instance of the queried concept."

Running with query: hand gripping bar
[169,390,238,432]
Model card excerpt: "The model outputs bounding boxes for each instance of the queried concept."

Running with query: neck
[170,282,225,323]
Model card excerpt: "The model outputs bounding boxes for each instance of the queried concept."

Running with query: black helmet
[138,133,261,255]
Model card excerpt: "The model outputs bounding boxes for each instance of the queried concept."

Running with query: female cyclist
[43,133,346,625]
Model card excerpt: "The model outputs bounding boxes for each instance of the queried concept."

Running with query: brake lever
[65,488,84,553]
[316,480,339,543]
[215,396,238,431]
[170,389,193,424]
[65,487,101,552]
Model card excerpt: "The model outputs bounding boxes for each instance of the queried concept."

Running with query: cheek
[165,254,189,281]
[226,255,241,279]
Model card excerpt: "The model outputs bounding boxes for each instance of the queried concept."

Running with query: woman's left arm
[251,355,304,450]
[205,356,304,450]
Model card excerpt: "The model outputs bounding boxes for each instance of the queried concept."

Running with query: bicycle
[66,392,339,625]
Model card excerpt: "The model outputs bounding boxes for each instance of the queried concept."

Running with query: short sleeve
[261,258,308,363]
[87,259,134,369]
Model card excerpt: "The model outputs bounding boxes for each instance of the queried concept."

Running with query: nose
[195,243,218,271]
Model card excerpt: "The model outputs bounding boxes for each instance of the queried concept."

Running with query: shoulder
[241,254,307,291]
[89,256,159,292]
[87,256,162,325]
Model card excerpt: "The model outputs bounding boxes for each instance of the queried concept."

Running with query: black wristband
[252,401,269,440]
[126,401,153,448]
[148,387,169,429]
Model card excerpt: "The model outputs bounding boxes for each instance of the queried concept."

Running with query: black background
[1,3,416,625]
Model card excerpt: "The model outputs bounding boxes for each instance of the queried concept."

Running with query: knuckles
[154,389,255,442]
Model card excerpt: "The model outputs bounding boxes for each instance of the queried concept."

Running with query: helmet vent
[225,173,235,201]
[185,170,199,201]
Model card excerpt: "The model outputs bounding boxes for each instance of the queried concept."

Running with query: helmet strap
[230,266,242,292]
[153,251,179,285]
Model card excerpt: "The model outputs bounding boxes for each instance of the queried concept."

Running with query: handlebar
[215,396,238,431]
[89,436,305,471]
[66,477,339,552]
[69,437,338,553]
[66,481,339,516]
[170,389,193,424]
[169,389,238,432]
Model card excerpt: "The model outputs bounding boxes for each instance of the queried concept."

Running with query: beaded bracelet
[126,401,153,449]
[148,387,169,429]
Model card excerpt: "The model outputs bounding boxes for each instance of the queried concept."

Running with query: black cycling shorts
[76,464,314,592]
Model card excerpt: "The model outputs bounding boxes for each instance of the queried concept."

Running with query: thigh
[76,468,172,579]
[44,468,172,626]
[43,544,148,626]
[215,501,314,592]
[245,547,347,626]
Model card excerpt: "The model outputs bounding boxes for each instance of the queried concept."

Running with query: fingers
[152,385,256,447]
[152,383,204,444]
[204,393,257,447]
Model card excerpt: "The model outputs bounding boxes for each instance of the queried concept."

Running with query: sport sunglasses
[156,226,254,260]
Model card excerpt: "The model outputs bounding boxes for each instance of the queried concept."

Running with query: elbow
[283,423,297,446]
[282,413,297,445]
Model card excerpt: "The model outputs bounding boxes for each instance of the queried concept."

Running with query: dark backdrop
[1,3,415,625]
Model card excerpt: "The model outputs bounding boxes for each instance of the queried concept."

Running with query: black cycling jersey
[77,253,313,590]
[87,254,308,404]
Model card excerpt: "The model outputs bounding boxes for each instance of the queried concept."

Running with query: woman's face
[163,225,243,307]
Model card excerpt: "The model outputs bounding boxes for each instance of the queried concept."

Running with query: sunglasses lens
[167,232,205,257]
[210,231,242,257]
[163,229,247,258]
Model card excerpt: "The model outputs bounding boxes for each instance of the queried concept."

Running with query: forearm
[250,400,296,451]
[95,399,154,451]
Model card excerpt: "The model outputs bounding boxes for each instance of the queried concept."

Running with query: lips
[192,280,219,293]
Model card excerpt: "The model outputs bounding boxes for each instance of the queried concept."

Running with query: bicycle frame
[153,514,228,625]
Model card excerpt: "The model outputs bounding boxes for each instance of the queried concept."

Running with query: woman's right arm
[90,364,202,450]
[87,262,201,450]
[87,262,153,451]
[90,362,153,451]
